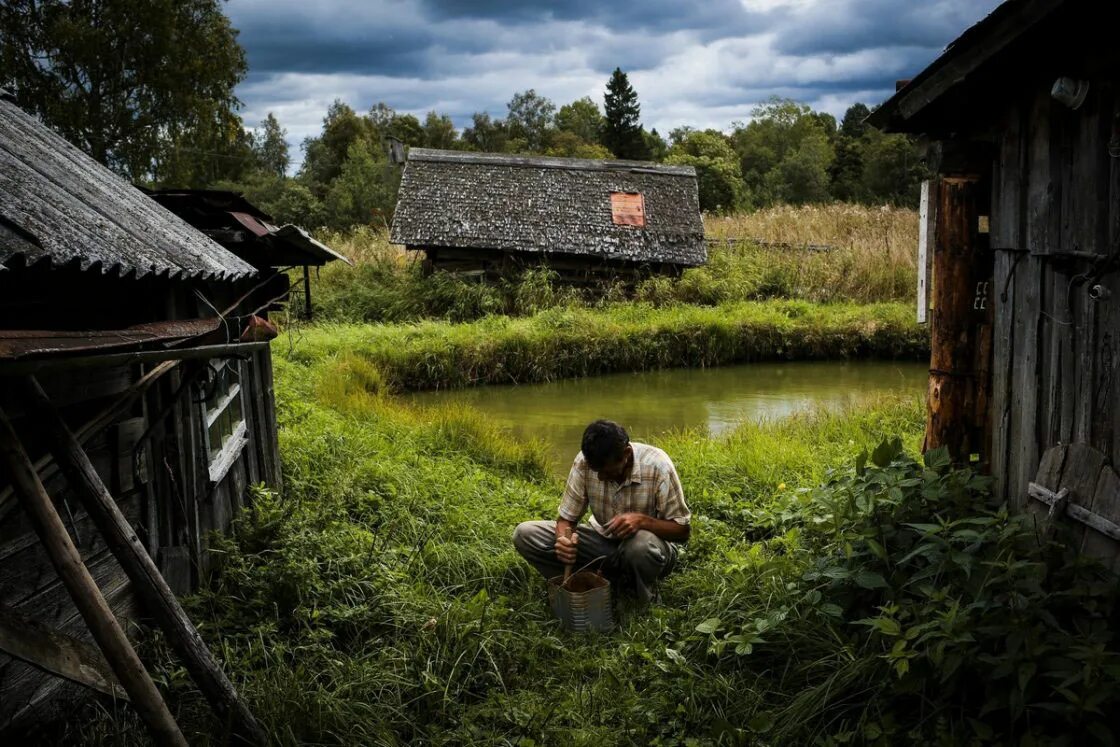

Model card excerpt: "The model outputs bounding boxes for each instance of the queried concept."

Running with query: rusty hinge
[1028,482,1120,541]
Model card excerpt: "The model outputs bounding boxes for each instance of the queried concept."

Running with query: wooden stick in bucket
[562,527,576,587]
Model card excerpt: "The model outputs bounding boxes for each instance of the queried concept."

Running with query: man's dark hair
[581,420,630,470]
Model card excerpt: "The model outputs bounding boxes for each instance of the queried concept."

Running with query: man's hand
[555,532,578,565]
[604,512,648,540]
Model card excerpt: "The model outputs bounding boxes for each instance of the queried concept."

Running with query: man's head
[581,420,633,483]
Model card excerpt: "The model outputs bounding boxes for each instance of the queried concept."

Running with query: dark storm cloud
[773,0,1003,56]
[225,0,1006,170]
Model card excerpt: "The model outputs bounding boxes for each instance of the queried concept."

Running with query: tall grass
[281,300,927,391]
[57,346,1120,745]
[304,204,919,323]
[52,345,928,746]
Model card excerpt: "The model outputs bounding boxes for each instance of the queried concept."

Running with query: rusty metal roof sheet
[145,188,350,267]
[0,98,255,280]
[0,319,223,361]
[390,148,705,267]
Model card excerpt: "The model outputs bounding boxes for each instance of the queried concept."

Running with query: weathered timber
[0,404,187,746]
[0,604,127,700]
[925,176,982,461]
[20,376,267,746]
[0,360,178,521]
[990,102,1024,500]
[1029,482,1120,542]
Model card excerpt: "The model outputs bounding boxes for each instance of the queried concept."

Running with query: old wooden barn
[872,0,1120,562]
[0,91,338,742]
[390,148,706,281]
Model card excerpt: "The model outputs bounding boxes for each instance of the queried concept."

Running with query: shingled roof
[390,149,706,267]
[0,92,254,280]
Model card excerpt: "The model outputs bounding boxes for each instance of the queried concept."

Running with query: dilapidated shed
[0,90,339,743]
[390,148,706,280]
[872,0,1120,565]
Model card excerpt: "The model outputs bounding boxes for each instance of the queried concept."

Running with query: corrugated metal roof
[145,189,351,267]
[0,97,255,280]
[391,148,706,267]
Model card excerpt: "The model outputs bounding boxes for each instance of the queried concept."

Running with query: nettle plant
[697,441,1120,744]
[812,441,1120,742]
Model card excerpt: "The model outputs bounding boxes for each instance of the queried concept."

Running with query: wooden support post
[926,175,983,462]
[18,376,267,746]
[0,405,188,747]
[303,265,312,320]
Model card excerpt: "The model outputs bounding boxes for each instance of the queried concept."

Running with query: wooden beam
[1029,482,1120,542]
[302,266,312,320]
[0,604,128,700]
[925,176,983,462]
[19,376,268,746]
[897,0,1064,121]
[0,405,188,747]
[0,341,267,376]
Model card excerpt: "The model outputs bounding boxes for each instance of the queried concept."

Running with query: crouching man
[513,419,691,603]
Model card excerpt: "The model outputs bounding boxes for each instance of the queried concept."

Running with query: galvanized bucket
[547,569,614,633]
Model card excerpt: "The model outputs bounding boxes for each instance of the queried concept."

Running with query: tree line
[0,0,926,233]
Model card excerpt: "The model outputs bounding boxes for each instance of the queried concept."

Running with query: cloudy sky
[226,0,1003,168]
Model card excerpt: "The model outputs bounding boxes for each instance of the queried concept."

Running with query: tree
[602,68,650,160]
[462,112,509,153]
[324,139,398,230]
[545,130,612,159]
[731,98,835,205]
[643,128,669,162]
[840,102,872,139]
[299,100,376,196]
[666,130,746,212]
[0,0,247,182]
[555,97,604,144]
[506,89,556,152]
[861,129,926,206]
[255,113,290,177]
[422,111,458,149]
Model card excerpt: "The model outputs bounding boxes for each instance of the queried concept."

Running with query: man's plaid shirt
[558,442,691,538]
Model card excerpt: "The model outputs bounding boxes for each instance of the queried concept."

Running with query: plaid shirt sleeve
[655,461,691,525]
[557,455,588,522]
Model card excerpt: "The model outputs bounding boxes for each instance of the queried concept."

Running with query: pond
[407,361,926,473]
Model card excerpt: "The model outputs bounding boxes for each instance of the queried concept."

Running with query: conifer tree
[602,68,650,160]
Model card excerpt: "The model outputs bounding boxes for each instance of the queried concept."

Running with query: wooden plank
[0,403,188,746]
[1082,466,1120,569]
[1008,89,1050,509]
[0,573,137,729]
[0,494,142,607]
[0,604,127,700]
[20,376,266,745]
[1029,481,1120,542]
[990,103,1025,501]
[917,180,932,324]
[1058,443,1106,548]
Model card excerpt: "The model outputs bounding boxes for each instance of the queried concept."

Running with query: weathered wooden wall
[989,80,1120,516]
[0,279,282,730]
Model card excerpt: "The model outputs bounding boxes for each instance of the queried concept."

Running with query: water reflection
[406,361,926,474]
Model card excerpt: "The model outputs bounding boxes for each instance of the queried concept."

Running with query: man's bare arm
[604,513,690,542]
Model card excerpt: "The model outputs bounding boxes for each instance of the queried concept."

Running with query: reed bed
[304,204,920,323]
[280,300,927,392]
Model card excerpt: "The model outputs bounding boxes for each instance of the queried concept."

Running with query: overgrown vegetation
[305,204,918,323]
[283,300,925,391]
[58,354,1120,746]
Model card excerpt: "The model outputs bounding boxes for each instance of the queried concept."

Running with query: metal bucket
[547,571,614,632]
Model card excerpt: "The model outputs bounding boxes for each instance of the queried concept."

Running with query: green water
[406,361,927,473]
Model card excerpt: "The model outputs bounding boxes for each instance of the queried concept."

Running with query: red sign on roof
[611,192,645,227]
